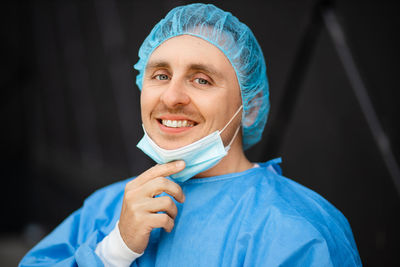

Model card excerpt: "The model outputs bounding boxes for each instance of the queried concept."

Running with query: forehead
[146,35,237,79]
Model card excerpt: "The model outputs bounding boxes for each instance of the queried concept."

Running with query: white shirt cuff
[95,221,143,267]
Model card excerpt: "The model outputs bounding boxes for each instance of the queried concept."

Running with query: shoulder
[250,160,361,266]
[254,160,348,226]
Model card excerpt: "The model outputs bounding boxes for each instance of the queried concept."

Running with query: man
[20,3,362,266]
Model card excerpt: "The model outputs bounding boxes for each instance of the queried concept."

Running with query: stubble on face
[140,35,242,149]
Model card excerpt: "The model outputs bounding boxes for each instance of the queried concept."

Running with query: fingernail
[175,160,185,168]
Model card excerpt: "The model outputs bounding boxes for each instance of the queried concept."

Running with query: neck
[194,137,252,178]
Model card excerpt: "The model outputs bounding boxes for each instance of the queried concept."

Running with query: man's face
[140,35,242,150]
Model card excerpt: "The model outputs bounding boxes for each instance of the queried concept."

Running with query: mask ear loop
[221,105,243,151]
[224,124,241,152]
[221,105,243,134]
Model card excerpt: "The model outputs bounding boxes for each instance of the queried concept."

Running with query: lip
[156,115,198,134]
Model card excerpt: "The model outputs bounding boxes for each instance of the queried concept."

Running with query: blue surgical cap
[134,3,269,150]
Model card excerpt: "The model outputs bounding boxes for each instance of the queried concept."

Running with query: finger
[149,213,175,232]
[142,177,185,203]
[147,196,178,219]
[129,161,185,187]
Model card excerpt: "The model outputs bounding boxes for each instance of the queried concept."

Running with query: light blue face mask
[137,106,243,182]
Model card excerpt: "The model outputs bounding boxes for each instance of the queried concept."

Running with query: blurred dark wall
[2,0,399,266]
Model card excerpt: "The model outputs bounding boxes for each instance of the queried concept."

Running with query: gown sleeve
[19,180,128,267]
[19,208,104,266]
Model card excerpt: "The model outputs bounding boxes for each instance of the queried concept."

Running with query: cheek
[192,92,229,125]
[140,89,158,119]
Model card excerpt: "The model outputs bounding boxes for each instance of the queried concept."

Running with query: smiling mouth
[158,119,196,128]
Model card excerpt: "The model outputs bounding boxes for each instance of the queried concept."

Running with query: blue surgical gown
[20,159,362,266]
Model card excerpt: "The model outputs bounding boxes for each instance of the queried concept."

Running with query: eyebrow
[189,63,222,78]
[145,60,170,72]
[145,60,223,79]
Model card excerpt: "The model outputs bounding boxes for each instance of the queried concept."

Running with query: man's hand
[118,161,186,254]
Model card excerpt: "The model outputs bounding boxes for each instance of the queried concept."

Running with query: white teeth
[161,119,194,128]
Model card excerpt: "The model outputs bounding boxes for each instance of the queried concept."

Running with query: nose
[160,77,190,108]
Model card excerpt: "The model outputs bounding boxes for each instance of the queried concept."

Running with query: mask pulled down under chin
[137,105,243,183]
[137,128,228,183]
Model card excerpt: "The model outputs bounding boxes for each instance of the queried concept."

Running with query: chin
[156,136,198,150]
[161,141,190,150]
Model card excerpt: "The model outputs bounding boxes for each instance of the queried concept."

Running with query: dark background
[2,0,399,266]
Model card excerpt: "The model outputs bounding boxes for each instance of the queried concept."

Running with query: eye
[194,78,209,85]
[155,74,169,80]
